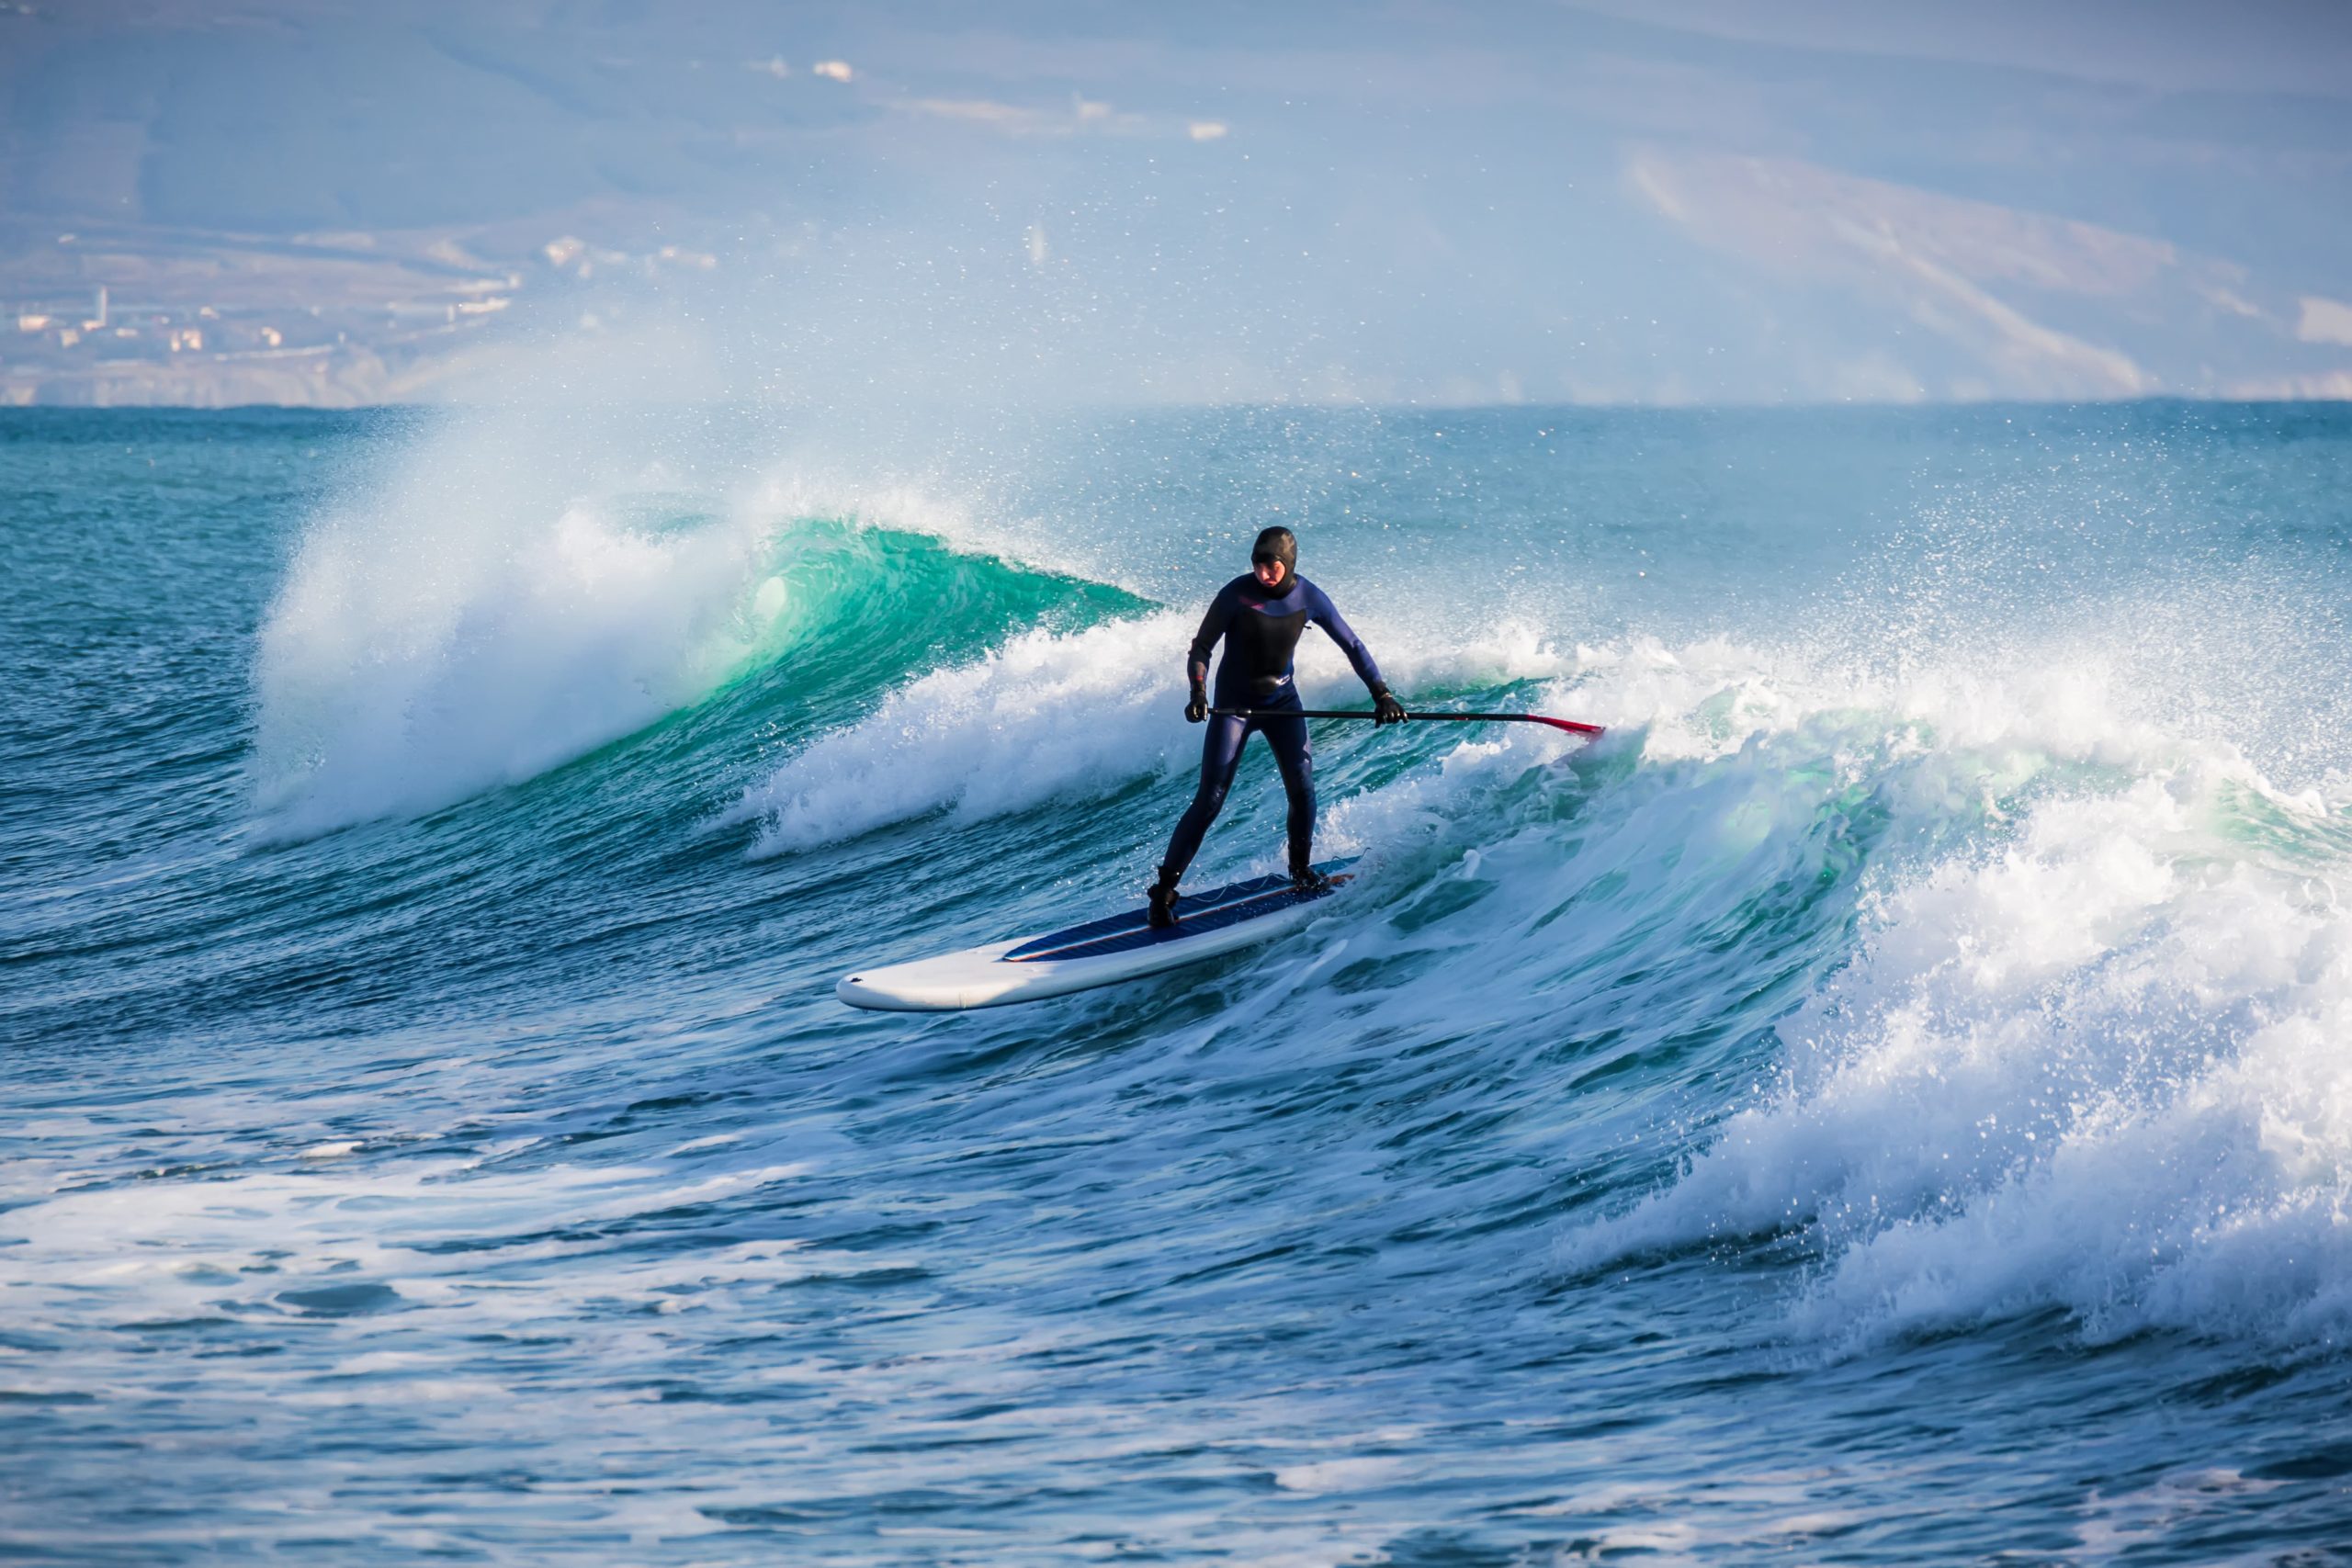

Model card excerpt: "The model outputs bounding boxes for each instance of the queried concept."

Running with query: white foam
[1272,1456,1411,1494]
[727,610,1584,855]
[1017,619,2352,1354]
[1560,722,2352,1351]
[728,613,1190,853]
[245,409,1043,838]
[0,1154,822,1339]
[250,414,792,836]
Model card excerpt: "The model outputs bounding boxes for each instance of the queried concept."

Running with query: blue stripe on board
[1003,860,1357,964]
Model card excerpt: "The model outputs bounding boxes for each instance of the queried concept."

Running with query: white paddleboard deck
[838,861,1356,1011]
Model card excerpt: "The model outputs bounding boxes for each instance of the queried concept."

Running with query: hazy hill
[2,0,2346,405]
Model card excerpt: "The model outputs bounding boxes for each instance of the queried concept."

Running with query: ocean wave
[252,499,782,840]
[246,419,1079,840]
[1560,709,2352,1352]
[893,616,2352,1359]
[252,423,2352,1362]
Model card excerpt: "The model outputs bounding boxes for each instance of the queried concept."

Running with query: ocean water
[7,399,2352,1562]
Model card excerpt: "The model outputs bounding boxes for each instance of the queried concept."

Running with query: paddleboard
[837,860,1357,1011]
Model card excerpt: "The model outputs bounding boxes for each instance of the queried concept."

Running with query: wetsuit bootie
[1147,874,1182,929]
[1289,862,1333,895]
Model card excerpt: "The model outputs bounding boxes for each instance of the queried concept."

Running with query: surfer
[1148,526,1404,928]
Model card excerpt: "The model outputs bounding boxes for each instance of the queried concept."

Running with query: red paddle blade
[1414,710,1605,737]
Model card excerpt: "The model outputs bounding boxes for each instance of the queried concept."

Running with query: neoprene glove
[1186,681,1209,724]
[1373,685,1407,726]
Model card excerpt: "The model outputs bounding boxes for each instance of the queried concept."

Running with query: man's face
[1253,558,1287,589]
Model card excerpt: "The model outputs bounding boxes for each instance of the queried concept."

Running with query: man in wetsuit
[1148,526,1405,928]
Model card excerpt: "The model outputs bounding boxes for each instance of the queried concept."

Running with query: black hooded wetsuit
[1159,572,1385,880]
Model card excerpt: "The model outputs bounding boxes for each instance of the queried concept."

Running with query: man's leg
[1153,714,1249,923]
[1259,708,1318,882]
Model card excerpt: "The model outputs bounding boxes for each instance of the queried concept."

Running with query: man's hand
[1186,682,1209,724]
[1373,685,1407,726]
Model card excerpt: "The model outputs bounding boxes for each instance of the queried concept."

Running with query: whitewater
[6,400,2352,1562]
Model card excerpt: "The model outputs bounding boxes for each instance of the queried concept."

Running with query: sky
[3,0,2349,404]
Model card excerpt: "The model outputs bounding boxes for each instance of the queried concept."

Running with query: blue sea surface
[6,400,2352,1562]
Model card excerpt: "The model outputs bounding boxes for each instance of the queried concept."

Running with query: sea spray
[248,405,797,837]
[246,406,1133,839]
[1560,732,2352,1352]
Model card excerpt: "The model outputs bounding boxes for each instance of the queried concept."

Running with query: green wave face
[716,520,1155,739]
[248,492,1155,840]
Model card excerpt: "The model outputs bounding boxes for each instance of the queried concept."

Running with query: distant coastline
[0,223,716,409]
[7,389,2348,413]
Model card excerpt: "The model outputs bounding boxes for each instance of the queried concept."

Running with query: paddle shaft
[1208,706,1603,738]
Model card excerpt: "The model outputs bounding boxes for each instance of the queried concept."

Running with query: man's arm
[1184,585,1237,720]
[1308,584,1407,724]
[1306,584,1384,690]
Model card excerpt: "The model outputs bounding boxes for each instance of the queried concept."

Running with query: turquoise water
[7,400,2352,1562]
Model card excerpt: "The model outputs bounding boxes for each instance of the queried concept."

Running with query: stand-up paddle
[1210,705,1603,737]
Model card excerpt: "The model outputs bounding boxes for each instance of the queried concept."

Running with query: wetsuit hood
[1251,526,1297,589]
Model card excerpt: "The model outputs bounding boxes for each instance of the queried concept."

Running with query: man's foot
[1147,880,1181,929]
[1289,863,1333,895]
